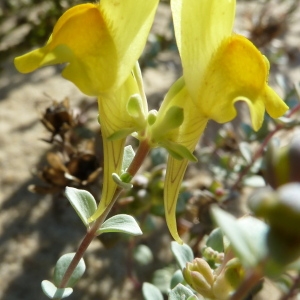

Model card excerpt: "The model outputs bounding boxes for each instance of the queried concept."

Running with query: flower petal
[152,78,208,243]
[171,0,235,100]
[15,1,159,96]
[164,157,189,244]
[100,0,159,89]
[15,4,117,96]
[89,72,146,221]
[152,77,208,150]
[197,35,289,131]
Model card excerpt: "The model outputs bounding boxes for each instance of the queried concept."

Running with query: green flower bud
[272,183,300,237]
[249,184,300,271]
[249,183,300,239]
[202,246,224,264]
[182,258,214,298]
[264,136,300,188]
[147,110,158,126]
[248,187,276,218]
[213,258,244,300]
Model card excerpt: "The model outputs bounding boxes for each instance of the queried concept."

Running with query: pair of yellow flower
[15,0,288,243]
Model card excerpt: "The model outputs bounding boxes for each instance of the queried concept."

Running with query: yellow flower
[157,0,289,243]
[91,64,149,221]
[14,1,158,96]
[14,1,158,220]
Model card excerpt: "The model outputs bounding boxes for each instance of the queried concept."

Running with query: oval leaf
[168,283,195,300]
[211,206,268,268]
[153,267,174,293]
[142,282,164,300]
[243,175,265,188]
[65,187,97,227]
[239,142,252,164]
[170,269,185,289]
[53,253,86,288]
[171,242,194,270]
[41,280,73,299]
[206,228,224,253]
[122,145,136,172]
[96,214,142,236]
[134,244,153,266]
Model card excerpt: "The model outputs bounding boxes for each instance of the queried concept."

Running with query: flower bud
[213,258,244,300]
[249,183,300,239]
[264,136,300,188]
[182,258,214,298]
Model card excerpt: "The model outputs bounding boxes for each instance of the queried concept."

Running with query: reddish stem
[231,103,300,190]
[280,273,300,300]
[230,269,263,300]
[58,139,151,289]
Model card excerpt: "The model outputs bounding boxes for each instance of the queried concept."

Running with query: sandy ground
[1,1,300,300]
[0,4,180,299]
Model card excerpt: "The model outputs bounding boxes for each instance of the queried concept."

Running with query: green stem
[231,103,300,190]
[58,139,151,289]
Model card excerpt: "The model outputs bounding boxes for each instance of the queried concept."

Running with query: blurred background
[0,0,300,299]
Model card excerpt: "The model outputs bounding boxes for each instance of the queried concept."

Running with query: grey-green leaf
[41,280,73,299]
[96,214,142,236]
[211,206,268,268]
[142,282,164,300]
[168,283,195,300]
[153,267,175,293]
[122,145,135,172]
[170,269,185,289]
[239,142,252,164]
[53,253,86,288]
[134,244,153,266]
[171,242,194,270]
[206,228,224,253]
[187,296,198,300]
[243,175,265,187]
[65,187,97,227]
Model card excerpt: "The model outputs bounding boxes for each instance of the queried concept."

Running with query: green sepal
[132,61,147,106]
[120,172,133,183]
[156,106,184,136]
[107,128,135,141]
[161,140,197,162]
[112,173,133,189]
[127,94,145,119]
[148,110,158,125]
[111,145,135,189]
